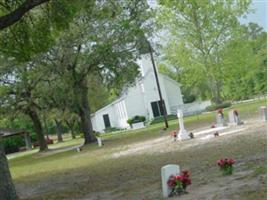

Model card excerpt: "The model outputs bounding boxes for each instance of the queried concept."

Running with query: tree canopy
[157,0,254,103]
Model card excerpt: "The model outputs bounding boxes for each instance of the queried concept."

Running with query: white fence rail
[170,100,211,116]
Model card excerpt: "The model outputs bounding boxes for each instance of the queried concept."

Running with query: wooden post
[148,41,169,129]
[24,132,32,150]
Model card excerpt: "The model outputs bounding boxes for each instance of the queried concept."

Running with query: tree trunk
[55,119,63,143]
[78,86,96,144]
[212,80,223,105]
[0,135,18,200]
[70,127,76,139]
[66,121,76,139]
[43,116,49,138]
[27,109,48,151]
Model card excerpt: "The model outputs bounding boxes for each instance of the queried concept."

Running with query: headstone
[228,110,243,125]
[177,110,190,141]
[216,110,227,127]
[97,137,102,147]
[260,106,267,121]
[161,164,180,198]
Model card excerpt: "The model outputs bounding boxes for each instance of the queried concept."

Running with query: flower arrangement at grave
[217,158,235,175]
[233,109,239,116]
[167,170,192,197]
[170,130,177,138]
[217,108,224,115]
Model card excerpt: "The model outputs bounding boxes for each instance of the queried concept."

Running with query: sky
[241,0,267,31]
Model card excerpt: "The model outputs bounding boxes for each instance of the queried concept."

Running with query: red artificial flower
[217,109,223,114]
[217,158,225,167]
[167,175,176,187]
[228,158,235,165]
[181,170,189,177]
[175,175,182,181]
[167,170,192,190]
[170,130,177,137]
[217,158,235,167]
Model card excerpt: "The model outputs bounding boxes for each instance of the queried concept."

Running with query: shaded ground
[10,119,267,200]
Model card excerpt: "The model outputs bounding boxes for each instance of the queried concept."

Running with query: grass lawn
[8,99,267,200]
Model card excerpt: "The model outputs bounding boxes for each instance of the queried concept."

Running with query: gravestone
[228,110,243,125]
[161,164,180,198]
[260,106,267,121]
[97,137,102,147]
[216,111,227,127]
[177,110,190,141]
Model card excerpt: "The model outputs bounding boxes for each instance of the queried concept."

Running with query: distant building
[91,54,184,132]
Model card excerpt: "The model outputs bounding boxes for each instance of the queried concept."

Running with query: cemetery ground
[8,99,267,200]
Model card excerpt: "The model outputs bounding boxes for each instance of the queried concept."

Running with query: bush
[127,115,146,125]
[206,102,232,112]
[4,136,25,154]
[150,115,177,125]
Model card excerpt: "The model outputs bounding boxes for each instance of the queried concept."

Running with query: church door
[151,100,165,117]
[103,114,111,128]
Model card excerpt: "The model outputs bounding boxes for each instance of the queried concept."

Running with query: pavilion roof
[0,128,28,138]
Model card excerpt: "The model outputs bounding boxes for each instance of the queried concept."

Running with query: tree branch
[0,0,50,30]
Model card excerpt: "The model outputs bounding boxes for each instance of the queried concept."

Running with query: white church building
[91,54,211,132]
[91,54,185,132]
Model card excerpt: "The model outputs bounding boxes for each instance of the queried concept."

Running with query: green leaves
[157,0,255,103]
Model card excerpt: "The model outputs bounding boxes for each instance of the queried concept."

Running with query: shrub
[127,115,146,125]
[4,136,25,154]
[206,102,232,111]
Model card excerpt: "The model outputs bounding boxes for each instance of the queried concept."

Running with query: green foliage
[3,136,25,154]
[0,0,93,62]
[206,102,232,112]
[157,0,252,103]
[221,24,267,100]
[127,116,146,125]
[0,0,152,144]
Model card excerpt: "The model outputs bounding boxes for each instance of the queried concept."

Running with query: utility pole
[148,41,169,129]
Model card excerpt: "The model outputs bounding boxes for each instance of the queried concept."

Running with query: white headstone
[161,164,180,198]
[97,137,102,147]
[260,106,267,121]
[228,110,243,125]
[177,110,190,141]
[216,113,227,127]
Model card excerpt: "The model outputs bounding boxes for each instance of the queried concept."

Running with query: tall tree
[157,0,251,103]
[0,134,18,200]
[220,23,267,100]
[44,0,152,144]
[0,1,93,199]
[0,59,49,151]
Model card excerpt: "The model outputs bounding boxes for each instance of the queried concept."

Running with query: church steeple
[137,54,156,77]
